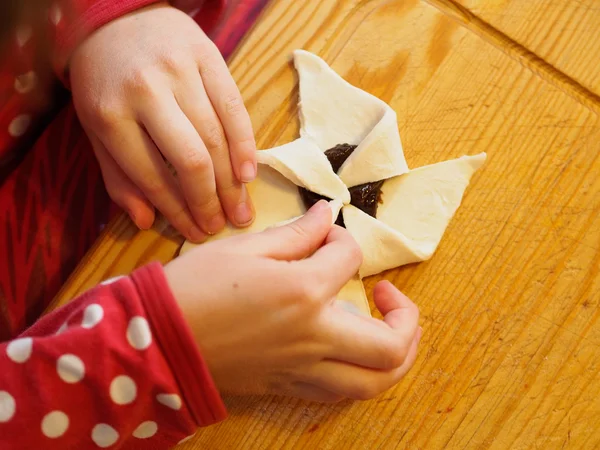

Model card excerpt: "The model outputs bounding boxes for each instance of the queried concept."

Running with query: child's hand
[165,201,422,402]
[70,3,256,243]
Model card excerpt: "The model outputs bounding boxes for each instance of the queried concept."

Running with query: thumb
[373,280,420,340]
[88,131,155,230]
[238,199,335,260]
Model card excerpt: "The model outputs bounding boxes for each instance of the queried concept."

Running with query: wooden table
[48,0,600,448]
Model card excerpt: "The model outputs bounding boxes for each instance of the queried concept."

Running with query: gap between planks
[424,0,600,115]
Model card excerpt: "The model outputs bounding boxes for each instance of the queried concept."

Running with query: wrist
[54,0,164,85]
[163,259,207,349]
[132,261,228,425]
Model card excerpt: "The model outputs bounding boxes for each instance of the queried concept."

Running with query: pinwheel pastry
[180,50,486,316]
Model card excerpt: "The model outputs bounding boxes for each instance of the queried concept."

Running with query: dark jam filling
[299,144,383,227]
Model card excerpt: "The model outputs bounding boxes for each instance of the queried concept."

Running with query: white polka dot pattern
[127,317,152,350]
[178,434,195,444]
[0,391,16,423]
[50,5,62,25]
[14,71,37,94]
[41,411,69,438]
[100,276,124,286]
[82,304,104,329]
[8,115,31,137]
[55,322,68,335]
[133,421,157,439]
[109,376,137,405]
[156,393,182,410]
[92,424,119,448]
[16,26,32,47]
[56,354,85,383]
[6,337,33,363]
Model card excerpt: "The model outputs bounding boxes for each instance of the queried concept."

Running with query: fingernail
[235,202,253,225]
[310,199,329,212]
[128,211,138,228]
[188,225,206,243]
[240,161,256,183]
[234,187,254,225]
[207,214,226,234]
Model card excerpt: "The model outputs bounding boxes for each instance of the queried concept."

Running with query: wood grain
[449,0,600,96]
[423,0,600,114]
[48,0,600,448]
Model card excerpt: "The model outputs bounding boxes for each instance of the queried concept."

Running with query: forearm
[0,262,226,449]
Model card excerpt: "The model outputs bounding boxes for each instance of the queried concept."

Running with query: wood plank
[49,0,600,448]
[436,0,600,97]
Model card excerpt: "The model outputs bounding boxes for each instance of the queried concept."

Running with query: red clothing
[0,263,225,449]
[0,0,271,448]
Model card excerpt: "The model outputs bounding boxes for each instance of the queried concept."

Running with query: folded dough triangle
[295,49,409,187]
[345,153,487,277]
[180,50,487,317]
[256,139,350,204]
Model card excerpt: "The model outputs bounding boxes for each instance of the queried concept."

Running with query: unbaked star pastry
[180,50,486,316]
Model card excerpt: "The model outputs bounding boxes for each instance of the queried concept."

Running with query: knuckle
[380,341,407,370]
[224,93,245,117]
[217,181,242,203]
[296,281,323,306]
[180,149,211,173]
[266,378,287,394]
[142,178,167,197]
[349,240,363,266]
[161,53,186,74]
[323,395,345,404]
[286,221,311,246]
[235,137,257,156]
[197,50,220,79]
[217,179,240,195]
[269,272,302,306]
[93,103,122,130]
[199,63,218,79]
[288,277,313,303]
[191,191,220,212]
[349,382,381,401]
[293,279,312,302]
[126,69,156,96]
[167,207,193,231]
[104,183,124,206]
[203,124,228,151]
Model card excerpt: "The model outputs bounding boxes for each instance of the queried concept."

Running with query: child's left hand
[69,2,257,242]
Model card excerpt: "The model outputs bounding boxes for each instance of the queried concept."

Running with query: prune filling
[299,143,383,227]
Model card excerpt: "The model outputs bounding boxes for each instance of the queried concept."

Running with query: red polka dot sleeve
[49,0,226,83]
[49,0,163,82]
[0,262,227,449]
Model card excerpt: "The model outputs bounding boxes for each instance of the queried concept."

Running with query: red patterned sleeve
[0,262,226,449]
[48,0,227,84]
[48,0,162,83]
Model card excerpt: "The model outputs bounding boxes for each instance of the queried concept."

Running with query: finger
[196,40,257,183]
[373,281,420,337]
[176,71,254,228]
[138,90,227,235]
[234,199,333,259]
[98,121,207,243]
[302,325,423,401]
[288,381,345,403]
[295,224,363,299]
[394,326,422,381]
[318,300,417,370]
[299,359,406,401]
[87,131,155,229]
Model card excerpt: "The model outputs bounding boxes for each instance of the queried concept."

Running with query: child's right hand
[164,200,422,402]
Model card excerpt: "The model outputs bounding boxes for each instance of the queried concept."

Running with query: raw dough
[180,50,487,316]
